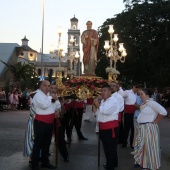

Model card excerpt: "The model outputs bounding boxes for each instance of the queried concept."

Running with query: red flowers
[64,77,108,90]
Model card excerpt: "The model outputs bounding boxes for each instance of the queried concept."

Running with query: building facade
[0,16,82,87]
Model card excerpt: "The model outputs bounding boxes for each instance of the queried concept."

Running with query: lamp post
[41,0,44,77]
[104,25,127,81]
[67,35,80,79]
[50,29,65,87]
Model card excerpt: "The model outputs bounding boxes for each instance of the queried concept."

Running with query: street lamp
[67,35,80,79]
[41,0,44,77]
[50,29,65,87]
[104,25,127,81]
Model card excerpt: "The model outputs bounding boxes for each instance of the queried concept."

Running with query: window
[72,25,76,30]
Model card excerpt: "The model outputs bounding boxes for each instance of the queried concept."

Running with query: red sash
[87,98,93,105]
[64,102,72,111]
[75,101,84,108]
[99,120,119,138]
[35,113,55,124]
[124,105,135,113]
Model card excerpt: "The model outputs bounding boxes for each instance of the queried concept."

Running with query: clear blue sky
[0,0,125,54]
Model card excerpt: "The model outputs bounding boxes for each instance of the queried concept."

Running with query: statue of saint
[81,21,99,75]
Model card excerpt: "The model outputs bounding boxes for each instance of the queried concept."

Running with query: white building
[0,16,82,87]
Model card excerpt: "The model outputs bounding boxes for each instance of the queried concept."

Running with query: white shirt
[111,92,124,112]
[119,89,137,105]
[118,87,124,95]
[33,90,61,115]
[96,96,119,123]
[137,100,167,123]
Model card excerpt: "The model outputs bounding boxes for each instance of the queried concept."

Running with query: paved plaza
[0,110,170,170]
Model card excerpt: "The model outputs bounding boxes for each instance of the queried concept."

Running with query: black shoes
[64,157,69,162]
[134,164,141,168]
[122,143,134,148]
[103,164,107,169]
[32,167,39,170]
[42,163,56,169]
[103,163,118,169]
[64,140,69,144]
[122,144,127,148]
[130,144,134,149]
[79,136,88,140]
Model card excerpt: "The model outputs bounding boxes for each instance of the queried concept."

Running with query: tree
[0,60,36,89]
[97,0,170,87]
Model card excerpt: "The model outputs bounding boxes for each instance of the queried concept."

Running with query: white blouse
[137,100,167,123]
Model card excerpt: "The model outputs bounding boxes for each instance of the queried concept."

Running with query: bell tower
[67,15,81,76]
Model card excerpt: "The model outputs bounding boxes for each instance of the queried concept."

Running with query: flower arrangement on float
[63,77,108,99]
[65,77,108,90]
[106,67,120,75]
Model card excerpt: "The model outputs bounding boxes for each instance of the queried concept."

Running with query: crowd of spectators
[0,86,170,117]
[0,87,33,111]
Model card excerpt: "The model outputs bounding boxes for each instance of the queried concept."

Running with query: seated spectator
[17,89,23,110]
[0,87,8,111]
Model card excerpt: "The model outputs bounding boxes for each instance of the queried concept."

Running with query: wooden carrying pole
[98,134,100,166]
[55,118,59,166]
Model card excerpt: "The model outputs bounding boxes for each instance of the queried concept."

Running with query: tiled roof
[21,45,37,52]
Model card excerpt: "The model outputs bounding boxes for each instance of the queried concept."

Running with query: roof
[35,61,67,67]
[37,53,67,63]
[21,45,37,52]
[21,36,29,41]
[0,43,20,76]
[70,15,78,22]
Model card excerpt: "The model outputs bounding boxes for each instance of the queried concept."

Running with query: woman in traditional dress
[134,88,167,170]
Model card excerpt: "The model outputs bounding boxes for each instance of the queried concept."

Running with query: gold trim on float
[56,75,104,99]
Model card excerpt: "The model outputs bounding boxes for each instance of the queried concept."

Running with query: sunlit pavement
[0,110,169,170]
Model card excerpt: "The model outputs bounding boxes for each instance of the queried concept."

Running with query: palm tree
[0,60,36,89]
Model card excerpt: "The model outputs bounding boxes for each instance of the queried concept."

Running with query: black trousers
[69,108,84,139]
[58,126,69,159]
[123,113,134,146]
[99,127,119,170]
[62,110,72,139]
[54,119,69,160]
[32,120,53,168]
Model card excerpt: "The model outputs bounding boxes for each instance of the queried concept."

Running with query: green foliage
[95,56,109,79]
[0,60,38,89]
[97,0,170,87]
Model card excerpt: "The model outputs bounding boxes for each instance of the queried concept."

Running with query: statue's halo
[82,17,97,30]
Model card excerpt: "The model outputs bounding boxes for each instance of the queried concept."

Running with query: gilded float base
[57,75,106,99]
[108,73,118,83]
